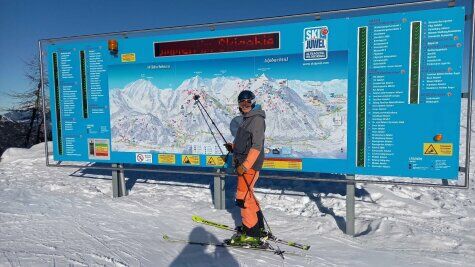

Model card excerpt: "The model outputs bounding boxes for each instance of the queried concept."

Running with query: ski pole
[240,170,273,235]
[193,95,232,163]
[196,101,225,155]
[193,95,229,144]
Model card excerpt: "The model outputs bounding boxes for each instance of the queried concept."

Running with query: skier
[224,90,266,246]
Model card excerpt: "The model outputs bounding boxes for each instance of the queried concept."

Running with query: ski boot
[260,228,274,240]
[225,232,267,248]
[255,210,274,240]
[234,225,243,234]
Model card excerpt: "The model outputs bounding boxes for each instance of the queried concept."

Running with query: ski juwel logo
[303,26,328,60]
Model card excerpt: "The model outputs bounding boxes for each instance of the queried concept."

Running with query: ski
[192,215,311,250]
[162,234,302,258]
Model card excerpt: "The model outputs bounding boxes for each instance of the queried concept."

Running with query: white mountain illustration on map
[109,74,347,158]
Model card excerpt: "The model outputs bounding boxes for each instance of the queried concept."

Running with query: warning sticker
[263,158,303,170]
[158,154,176,164]
[182,155,200,165]
[423,143,453,156]
[206,156,226,167]
[136,153,152,163]
[121,53,136,62]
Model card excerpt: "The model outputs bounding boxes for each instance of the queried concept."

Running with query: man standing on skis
[224,90,266,246]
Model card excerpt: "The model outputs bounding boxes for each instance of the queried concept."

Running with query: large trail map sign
[47,7,465,179]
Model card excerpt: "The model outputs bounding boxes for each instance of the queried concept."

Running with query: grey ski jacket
[232,107,266,171]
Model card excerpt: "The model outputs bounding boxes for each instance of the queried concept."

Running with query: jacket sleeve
[242,117,265,170]
[250,116,265,151]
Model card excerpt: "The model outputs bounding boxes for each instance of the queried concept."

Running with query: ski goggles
[238,99,254,104]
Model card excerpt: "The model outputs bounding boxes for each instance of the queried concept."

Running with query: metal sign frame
[39,0,472,189]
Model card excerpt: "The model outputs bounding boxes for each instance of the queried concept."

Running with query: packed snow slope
[0,102,474,266]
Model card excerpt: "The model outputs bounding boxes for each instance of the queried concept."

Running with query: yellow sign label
[121,53,136,62]
[206,156,225,167]
[182,155,200,165]
[158,154,176,164]
[423,143,453,156]
[263,158,302,170]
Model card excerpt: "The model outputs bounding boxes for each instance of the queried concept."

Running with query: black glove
[235,199,245,208]
[224,143,233,153]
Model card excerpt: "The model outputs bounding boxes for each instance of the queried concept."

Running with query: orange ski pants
[236,168,260,228]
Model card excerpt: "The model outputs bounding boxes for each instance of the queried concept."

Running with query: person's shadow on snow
[169,227,239,267]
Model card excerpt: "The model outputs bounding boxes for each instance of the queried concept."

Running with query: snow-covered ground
[0,102,474,266]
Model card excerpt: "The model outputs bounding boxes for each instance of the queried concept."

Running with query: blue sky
[0,0,472,113]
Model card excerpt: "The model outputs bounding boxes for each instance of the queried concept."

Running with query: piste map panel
[47,7,465,179]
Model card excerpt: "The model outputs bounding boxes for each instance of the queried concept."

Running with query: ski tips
[287,241,310,250]
[191,215,202,222]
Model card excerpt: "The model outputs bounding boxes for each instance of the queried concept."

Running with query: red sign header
[154,33,280,57]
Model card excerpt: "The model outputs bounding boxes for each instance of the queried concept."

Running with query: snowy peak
[123,79,157,96]
[0,115,13,123]
[180,75,207,90]
[258,73,269,81]
[1,110,33,123]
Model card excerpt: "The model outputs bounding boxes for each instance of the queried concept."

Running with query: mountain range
[109,74,347,158]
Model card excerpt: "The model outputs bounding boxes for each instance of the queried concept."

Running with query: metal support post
[112,163,127,198]
[213,169,226,210]
[346,174,356,236]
